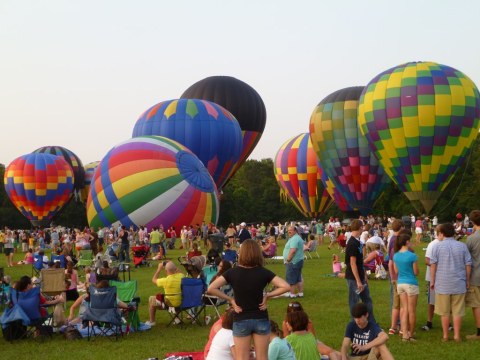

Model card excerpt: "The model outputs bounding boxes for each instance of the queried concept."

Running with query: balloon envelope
[4,153,74,227]
[132,99,242,190]
[181,76,267,178]
[310,87,390,214]
[358,62,480,213]
[80,161,100,203]
[274,133,333,218]
[33,146,85,197]
[87,136,219,231]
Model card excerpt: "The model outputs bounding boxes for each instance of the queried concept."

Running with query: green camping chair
[77,250,93,268]
[109,280,140,332]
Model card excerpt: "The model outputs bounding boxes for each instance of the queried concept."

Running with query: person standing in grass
[345,219,375,322]
[283,226,305,298]
[466,210,480,340]
[393,230,419,342]
[430,222,472,342]
[208,239,290,360]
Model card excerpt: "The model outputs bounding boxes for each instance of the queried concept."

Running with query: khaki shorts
[435,293,466,317]
[465,285,480,308]
[397,283,419,296]
[349,348,378,360]
[392,281,400,309]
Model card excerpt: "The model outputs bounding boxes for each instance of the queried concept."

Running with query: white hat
[241,222,246,227]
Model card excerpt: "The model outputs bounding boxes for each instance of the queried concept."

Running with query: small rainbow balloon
[87,136,219,230]
[4,153,74,227]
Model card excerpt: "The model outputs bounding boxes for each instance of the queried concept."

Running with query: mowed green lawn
[0,239,478,360]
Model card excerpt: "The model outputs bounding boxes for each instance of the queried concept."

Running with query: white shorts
[415,227,423,234]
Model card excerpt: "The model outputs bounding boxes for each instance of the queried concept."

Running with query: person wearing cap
[237,222,251,245]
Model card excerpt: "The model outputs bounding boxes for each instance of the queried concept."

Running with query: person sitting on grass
[340,302,394,360]
[187,242,203,259]
[205,308,236,360]
[268,319,296,360]
[332,254,345,278]
[285,310,340,360]
[17,248,34,265]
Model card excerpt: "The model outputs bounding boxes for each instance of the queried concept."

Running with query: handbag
[375,264,387,279]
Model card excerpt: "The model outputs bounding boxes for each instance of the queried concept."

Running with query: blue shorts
[286,260,303,285]
[232,318,270,337]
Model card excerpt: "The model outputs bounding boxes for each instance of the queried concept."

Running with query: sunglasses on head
[288,302,301,308]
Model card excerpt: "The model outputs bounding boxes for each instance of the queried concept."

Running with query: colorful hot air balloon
[180,76,267,178]
[358,62,480,213]
[4,153,74,227]
[33,146,85,199]
[321,170,354,213]
[310,87,390,214]
[87,136,219,231]
[274,133,333,218]
[132,99,242,190]
[80,161,100,203]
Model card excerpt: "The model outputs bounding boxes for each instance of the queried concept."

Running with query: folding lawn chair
[77,250,94,268]
[2,287,53,340]
[40,269,66,316]
[110,280,140,333]
[81,285,123,340]
[168,277,206,327]
[32,256,44,277]
[304,240,319,259]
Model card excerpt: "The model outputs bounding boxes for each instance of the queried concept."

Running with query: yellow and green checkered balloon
[358,62,480,213]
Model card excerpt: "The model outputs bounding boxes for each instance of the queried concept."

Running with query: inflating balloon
[87,136,219,231]
[33,146,85,199]
[358,62,480,213]
[132,98,242,190]
[4,153,74,227]
[274,133,333,218]
[181,76,267,179]
[80,161,100,203]
[310,87,390,214]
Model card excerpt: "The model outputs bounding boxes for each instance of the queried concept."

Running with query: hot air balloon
[33,146,85,199]
[87,136,219,231]
[4,153,74,227]
[310,87,390,214]
[80,161,100,203]
[358,62,480,213]
[180,76,267,179]
[321,171,354,213]
[274,133,333,218]
[132,99,242,190]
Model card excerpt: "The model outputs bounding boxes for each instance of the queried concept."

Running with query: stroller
[178,256,206,279]
[131,245,151,268]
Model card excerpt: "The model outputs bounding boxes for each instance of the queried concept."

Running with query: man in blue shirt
[430,222,472,342]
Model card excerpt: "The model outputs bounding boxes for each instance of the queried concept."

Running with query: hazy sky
[1,0,479,167]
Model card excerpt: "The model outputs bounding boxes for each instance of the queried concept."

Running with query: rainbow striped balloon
[274,133,333,218]
[4,153,74,227]
[87,136,219,230]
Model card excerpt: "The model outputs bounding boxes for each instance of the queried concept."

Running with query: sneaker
[421,324,432,331]
[174,318,181,325]
[282,292,291,298]
[144,321,156,326]
[297,292,304,298]
[466,334,480,340]
[289,293,298,298]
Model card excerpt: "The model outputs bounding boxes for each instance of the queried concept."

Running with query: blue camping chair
[168,277,206,327]
[32,256,44,277]
[51,254,66,268]
[81,285,123,340]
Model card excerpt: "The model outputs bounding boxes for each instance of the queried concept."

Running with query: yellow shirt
[0,232,4,244]
[156,272,185,307]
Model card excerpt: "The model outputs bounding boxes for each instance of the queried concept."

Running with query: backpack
[2,319,26,341]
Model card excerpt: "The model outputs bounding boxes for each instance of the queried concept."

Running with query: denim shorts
[232,318,270,337]
[285,260,303,285]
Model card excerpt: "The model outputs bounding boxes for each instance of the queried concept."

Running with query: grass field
[0,239,478,360]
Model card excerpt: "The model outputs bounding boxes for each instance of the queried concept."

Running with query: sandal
[388,328,397,335]
[441,337,448,342]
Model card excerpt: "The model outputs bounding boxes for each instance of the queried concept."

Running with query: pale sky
[1,0,479,167]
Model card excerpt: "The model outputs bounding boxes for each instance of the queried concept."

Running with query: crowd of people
[0,210,479,359]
